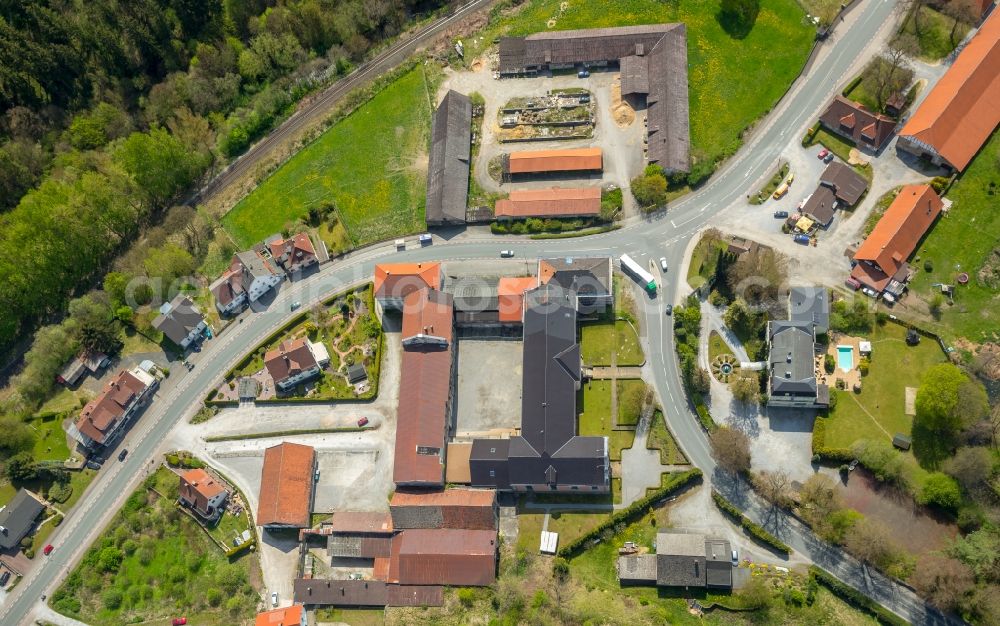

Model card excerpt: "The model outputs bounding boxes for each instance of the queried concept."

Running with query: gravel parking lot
[454,340,523,438]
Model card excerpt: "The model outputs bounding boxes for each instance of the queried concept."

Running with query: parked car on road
[817,148,829,160]
[577,69,590,78]
[861,287,877,298]
[271,592,278,607]
[290,301,301,311]
[500,250,514,258]
[772,182,789,199]
[773,210,788,219]
[731,549,739,566]
[43,544,54,556]
[823,151,835,163]
[419,234,432,245]
[664,304,673,316]
[659,257,668,272]
[357,416,369,427]
[793,234,810,245]
[118,449,128,462]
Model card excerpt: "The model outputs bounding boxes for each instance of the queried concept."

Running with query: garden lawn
[578,381,613,437]
[616,379,646,426]
[579,321,643,366]
[51,468,260,625]
[908,129,1000,344]
[315,609,384,625]
[686,233,726,289]
[708,331,735,363]
[808,127,855,163]
[822,323,946,450]
[223,65,438,248]
[468,0,813,167]
[647,410,689,465]
[30,412,73,462]
[900,5,971,61]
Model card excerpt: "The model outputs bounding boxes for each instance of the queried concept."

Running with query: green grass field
[708,330,735,363]
[823,323,947,449]
[647,410,689,465]
[470,0,813,167]
[686,232,726,289]
[580,321,644,366]
[900,5,971,61]
[51,468,259,624]
[577,381,635,461]
[908,130,1000,343]
[223,65,438,248]
[616,379,646,426]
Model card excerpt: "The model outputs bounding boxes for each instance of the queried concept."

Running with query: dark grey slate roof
[0,489,43,549]
[801,185,837,226]
[151,295,204,346]
[444,275,499,312]
[347,363,367,384]
[540,257,612,300]
[768,321,817,397]
[499,24,689,172]
[820,162,868,206]
[705,538,733,588]
[617,554,658,583]
[469,438,511,489]
[656,531,706,587]
[426,90,471,225]
[788,287,830,334]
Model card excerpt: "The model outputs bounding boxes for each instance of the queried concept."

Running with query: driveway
[619,410,672,506]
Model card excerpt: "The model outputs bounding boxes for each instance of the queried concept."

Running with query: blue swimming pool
[836,345,854,372]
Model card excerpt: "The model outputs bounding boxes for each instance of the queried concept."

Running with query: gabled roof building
[0,489,44,550]
[390,489,497,530]
[499,24,690,172]
[503,147,603,175]
[393,289,455,487]
[178,468,229,521]
[818,95,898,152]
[267,232,318,274]
[616,531,732,589]
[767,320,828,409]
[373,262,442,311]
[211,250,284,315]
[264,338,329,391]
[494,186,602,219]
[426,90,472,226]
[255,606,306,626]
[152,295,206,349]
[538,256,613,314]
[897,10,1000,171]
[851,184,942,294]
[68,368,157,449]
[257,442,316,529]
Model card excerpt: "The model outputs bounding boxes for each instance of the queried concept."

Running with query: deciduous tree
[710,426,751,474]
[911,554,974,611]
[916,364,988,440]
[944,446,993,491]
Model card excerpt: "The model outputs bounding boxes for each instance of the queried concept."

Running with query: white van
[419,234,432,245]
[395,239,405,250]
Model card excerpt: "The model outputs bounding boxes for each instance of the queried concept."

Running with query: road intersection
[1,1,960,624]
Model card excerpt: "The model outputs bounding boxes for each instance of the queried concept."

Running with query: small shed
[892,433,912,450]
[859,341,872,356]
[540,530,558,555]
[347,363,368,384]
[57,358,87,387]
[237,377,259,400]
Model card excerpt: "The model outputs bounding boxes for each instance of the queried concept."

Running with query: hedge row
[557,469,702,558]
[694,400,718,433]
[204,426,371,443]
[711,490,791,555]
[809,566,909,626]
[811,415,854,462]
[841,75,863,97]
[530,224,621,240]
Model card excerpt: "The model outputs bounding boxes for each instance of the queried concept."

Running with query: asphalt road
[1,1,961,624]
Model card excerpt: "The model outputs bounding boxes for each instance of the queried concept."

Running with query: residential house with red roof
[68,368,157,449]
[373,262,442,311]
[897,10,1000,171]
[851,184,943,296]
[210,250,284,315]
[818,95,898,152]
[178,468,229,521]
[390,489,497,530]
[267,232,318,275]
[257,442,316,530]
[264,338,330,391]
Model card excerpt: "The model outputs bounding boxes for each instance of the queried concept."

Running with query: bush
[924,259,933,273]
[824,354,836,374]
[686,160,715,188]
[53,514,64,527]
[695,401,718,433]
[917,472,962,512]
[48,481,73,503]
[841,75,863,97]
[858,360,870,376]
[711,491,790,554]
[457,588,475,607]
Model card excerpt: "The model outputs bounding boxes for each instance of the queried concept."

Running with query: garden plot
[497,89,595,142]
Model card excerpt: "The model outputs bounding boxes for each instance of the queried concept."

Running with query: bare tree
[710,426,751,475]
[898,0,930,34]
[911,554,974,611]
[944,446,994,491]
[861,37,917,112]
[752,470,790,507]
[939,0,978,46]
[731,375,760,404]
[725,248,788,305]
[844,518,900,570]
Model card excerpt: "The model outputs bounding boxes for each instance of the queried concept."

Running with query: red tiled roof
[899,10,1000,171]
[819,95,897,151]
[390,489,497,530]
[257,442,315,527]
[506,147,603,173]
[264,338,319,384]
[179,469,227,514]
[210,268,245,306]
[850,263,891,292]
[255,606,303,626]
[388,528,497,586]
[386,585,444,607]
[75,370,149,444]
[373,263,442,301]
[269,232,316,268]
[494,186,602,218]
[497,277,537,323]
[853,184,942,278]
[329,511,393,534]
[394,291,453,487]
[400,289,454,344]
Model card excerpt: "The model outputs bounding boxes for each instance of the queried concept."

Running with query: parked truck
[620,254,657,294]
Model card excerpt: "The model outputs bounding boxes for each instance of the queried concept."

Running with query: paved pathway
[589,366,643,379]
[619,406,669,506]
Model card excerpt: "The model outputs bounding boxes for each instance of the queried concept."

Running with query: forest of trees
[0,0,446,362]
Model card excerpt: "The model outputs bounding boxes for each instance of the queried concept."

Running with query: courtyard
[453,339,524,438]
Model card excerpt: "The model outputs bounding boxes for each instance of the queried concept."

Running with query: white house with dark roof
[152,295,206,349]
[210,250,284,315]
